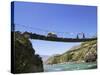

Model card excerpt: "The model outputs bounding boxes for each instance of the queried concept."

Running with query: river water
[44,62,97,72]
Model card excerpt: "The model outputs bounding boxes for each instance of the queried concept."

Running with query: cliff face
[46,40,97,64]
[13,31,44,73]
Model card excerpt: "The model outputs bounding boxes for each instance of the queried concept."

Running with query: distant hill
[40,55,50,63]
[45,40,97,64]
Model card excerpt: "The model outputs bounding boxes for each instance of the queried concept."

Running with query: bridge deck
[29,33,97,42]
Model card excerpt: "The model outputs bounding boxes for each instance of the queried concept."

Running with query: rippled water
[44,62,97,72]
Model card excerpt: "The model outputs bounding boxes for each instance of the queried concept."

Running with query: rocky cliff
[13,31,44,73]
[46,40,97,64]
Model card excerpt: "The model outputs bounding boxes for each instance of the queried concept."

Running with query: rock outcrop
[12,31,44,73]
[46,40,97,64]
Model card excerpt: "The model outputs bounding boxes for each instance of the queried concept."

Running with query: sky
[13,1,97,56]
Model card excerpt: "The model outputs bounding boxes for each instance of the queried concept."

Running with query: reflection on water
[44,62,97,72]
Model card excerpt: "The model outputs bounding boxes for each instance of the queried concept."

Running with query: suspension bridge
[14,24,97,42]
[22,32,96,42]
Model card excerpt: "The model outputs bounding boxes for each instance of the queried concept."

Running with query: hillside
[46,40,97,64]
[12,31,44,73]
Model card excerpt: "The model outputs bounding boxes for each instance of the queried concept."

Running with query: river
[43,62,97,72]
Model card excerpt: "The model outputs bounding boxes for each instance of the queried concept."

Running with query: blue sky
[13,1,97,56]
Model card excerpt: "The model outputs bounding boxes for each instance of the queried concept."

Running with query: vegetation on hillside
[46,40,97,64]
[13,31,44,73]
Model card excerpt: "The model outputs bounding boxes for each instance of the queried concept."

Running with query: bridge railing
[13,23,97,39]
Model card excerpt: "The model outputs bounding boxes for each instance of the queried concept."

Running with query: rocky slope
[12,31,44,73]
[46,40,97,64]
